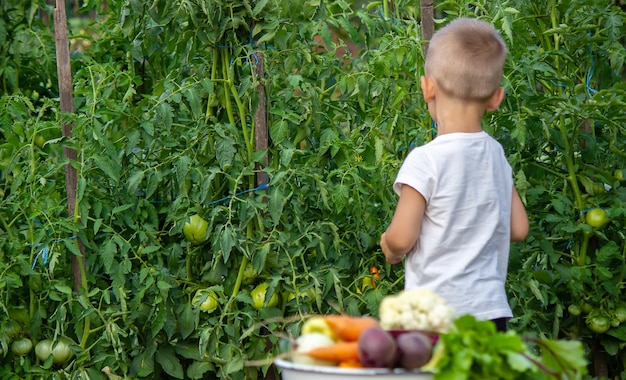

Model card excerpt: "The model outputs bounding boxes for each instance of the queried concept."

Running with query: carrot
[324,315,379,342]
[338,359,364,368]
[306,341,360,363]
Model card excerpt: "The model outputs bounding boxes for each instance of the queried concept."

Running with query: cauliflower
[379,288,456,333]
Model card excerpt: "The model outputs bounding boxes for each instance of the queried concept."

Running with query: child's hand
[380,232,403,264]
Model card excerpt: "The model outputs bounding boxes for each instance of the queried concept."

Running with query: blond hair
[425,18,507,100]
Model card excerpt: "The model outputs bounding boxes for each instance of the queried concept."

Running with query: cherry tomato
[183,214,209,245]
[585,208,609,229]
[251,283,279,309]
[614,169,625,182]
[369,266,381,279]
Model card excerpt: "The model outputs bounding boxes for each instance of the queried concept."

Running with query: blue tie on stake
[31,235,77,269]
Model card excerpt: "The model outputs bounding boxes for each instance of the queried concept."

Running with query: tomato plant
[1,0,625,379]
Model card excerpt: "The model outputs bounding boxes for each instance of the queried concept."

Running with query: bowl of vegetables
[274,312,440,380]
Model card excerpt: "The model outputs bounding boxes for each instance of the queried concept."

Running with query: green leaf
[127,170,145,194]
[224,352,244,374]
[269,187,286,224]
[215,135,236,170]
[178,303,198,339]
[331,183,349,212]
[93,154,121,180]
[131,350,155,377]
[54,284,73,295]
[270,119,288,143]
[527,279,546,305]
[187,361,214,379]
[155,346,184,379]
[220,226,234,262]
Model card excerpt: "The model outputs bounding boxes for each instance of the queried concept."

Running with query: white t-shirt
[394,131,514,320]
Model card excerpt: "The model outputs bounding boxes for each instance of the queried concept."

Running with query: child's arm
[510,186,529,242]
[380,185,426,264]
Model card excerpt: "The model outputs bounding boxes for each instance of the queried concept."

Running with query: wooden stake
[252,51,268,189]
[420,0,435,56]
[54,0,86,292]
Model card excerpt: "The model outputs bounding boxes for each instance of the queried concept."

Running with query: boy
[380,18,529,331]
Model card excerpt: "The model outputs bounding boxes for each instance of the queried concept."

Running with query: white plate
[274,358,434,380]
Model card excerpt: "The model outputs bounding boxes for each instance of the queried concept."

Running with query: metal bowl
[274,358,434,380]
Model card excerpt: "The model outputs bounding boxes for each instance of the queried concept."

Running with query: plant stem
[221,48,236,128]
[205,48,219,122]
[227,255,249,314]
[578,231,591,266]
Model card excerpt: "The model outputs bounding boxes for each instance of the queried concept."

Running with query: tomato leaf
[155,346,184,379]
[220,226,234,262]
[187,360,214,379]
[131,350,155,377]
[178,303,196,340]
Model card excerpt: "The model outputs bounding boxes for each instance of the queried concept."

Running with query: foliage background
[1,0,625,379]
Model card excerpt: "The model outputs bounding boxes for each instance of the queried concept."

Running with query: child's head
[424,18,507,101]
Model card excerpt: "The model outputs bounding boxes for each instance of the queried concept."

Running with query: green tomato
[192,289,219,312]
[183,214,209,245]
[590,183,605,196]
[585,208,609,229]
[34,134,46,149]
[11,337,33,356]
[3,320,22,340]
[614,169,625,182]
[614,306,626,324]
[242,262,258,286]
[568,304,582,317]
[251,283,279,309]
[35,339,53,361]
[51,340,73,364]
[587,316,610,334]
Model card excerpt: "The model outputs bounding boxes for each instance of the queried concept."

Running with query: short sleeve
[393,147,435,202]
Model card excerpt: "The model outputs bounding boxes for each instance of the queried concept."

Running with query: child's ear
[421,76,435,102]
[486,87,505,111]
